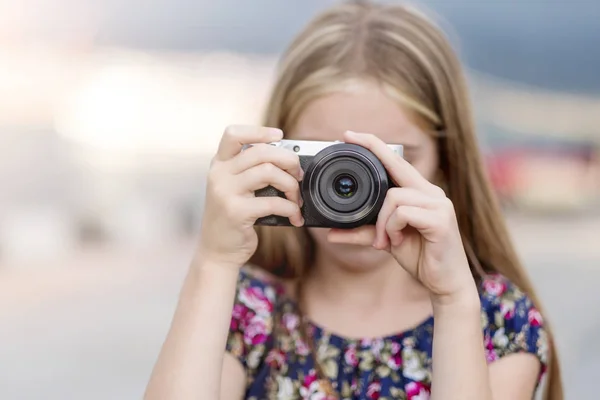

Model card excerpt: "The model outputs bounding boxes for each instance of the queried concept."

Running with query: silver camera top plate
[242,139,403,157]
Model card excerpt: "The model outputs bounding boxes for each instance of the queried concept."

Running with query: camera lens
[333,175,357,198]
[301,142,392,228]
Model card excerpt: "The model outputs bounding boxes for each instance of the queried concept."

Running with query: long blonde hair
[250,1,562,399]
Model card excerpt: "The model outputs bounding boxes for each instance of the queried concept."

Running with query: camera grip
[254,186,294,226]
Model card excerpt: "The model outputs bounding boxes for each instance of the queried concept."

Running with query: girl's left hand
[328,131,477,304]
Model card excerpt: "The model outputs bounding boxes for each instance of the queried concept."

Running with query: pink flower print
[350,377,358,393]
[366,381,381,400]
[360,338,373,347]
[266,349,286,369]
[501,301,515,319]
[405,381,430,400]
[387,341,402,370]
[484,333,498,362]
[387,352,402,370]
[483,277,506,296]
[300,369,330,400]
[528,308,543,327]
[304,369,318,388]
[344,345,359,367]
[371,338,385,358]
[239,286,273,316]
[296,338,310,356]
[282,313,299,332]
[243,315,269,346]
[230,303,251,331]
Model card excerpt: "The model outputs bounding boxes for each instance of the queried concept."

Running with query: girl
[145,2,562,399]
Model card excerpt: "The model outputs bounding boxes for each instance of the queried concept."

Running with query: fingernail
[269,128,283,139]
[298,168,304,180]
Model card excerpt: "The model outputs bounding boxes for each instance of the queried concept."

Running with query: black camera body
[249,140,403,229]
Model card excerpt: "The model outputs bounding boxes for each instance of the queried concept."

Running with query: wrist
[431,285,480,314]
[191,253,242,278]
[192,242,245,273]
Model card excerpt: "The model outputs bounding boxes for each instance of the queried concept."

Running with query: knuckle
[262,162,278,176]
[223,125,241,140]
[283,179,298,193]
[387,187,404,201]
[441,196,455,212]
[437,202,455,232]
[431,185,447,197]
[387,187,401,196]
[394,207,407,219]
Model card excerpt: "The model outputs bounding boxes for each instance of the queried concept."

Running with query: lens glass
[333,174,357,198]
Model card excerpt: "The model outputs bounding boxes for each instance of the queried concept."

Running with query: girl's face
[288,80,440,271]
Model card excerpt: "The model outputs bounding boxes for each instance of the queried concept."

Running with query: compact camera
[247,139,403,229]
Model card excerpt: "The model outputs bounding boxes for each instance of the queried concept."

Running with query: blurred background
[0,0,599,399]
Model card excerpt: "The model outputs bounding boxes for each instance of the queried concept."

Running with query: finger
[236,163,302,207]
[385,206,436,246]
[230,143,303,181]
[216,125,283,162]
[327,225,377,247]
[374,188,439,249]
[247,197,304,227]
[343,130,439,196]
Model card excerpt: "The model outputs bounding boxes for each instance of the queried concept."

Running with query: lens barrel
[302,143,391,228]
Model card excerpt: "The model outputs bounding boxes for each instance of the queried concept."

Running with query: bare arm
[430,292,542,400]
[144,259,244,400]
[144,126,303,399]
[430,292,493,400]
[330,132,544,400]
[489,353,541,400]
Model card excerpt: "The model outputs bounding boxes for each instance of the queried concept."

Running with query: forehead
[289,80,429,146]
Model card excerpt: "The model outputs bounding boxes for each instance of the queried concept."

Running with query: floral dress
[226,267,548,400]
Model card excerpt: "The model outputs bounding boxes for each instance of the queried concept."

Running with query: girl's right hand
[197,125,305,270]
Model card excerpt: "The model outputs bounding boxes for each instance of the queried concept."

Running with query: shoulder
[235,266,283,307]
[479,273,542,326]
[230,266,284,333]
[478,274,548,369]
[227,266,285,374]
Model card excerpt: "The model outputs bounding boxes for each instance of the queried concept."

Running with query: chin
[337,245,393,272]
[309,228,393,272]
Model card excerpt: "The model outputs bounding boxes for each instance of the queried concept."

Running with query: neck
[306,246,429,311]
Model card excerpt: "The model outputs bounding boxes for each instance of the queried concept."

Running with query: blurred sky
[2,0,599,94]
